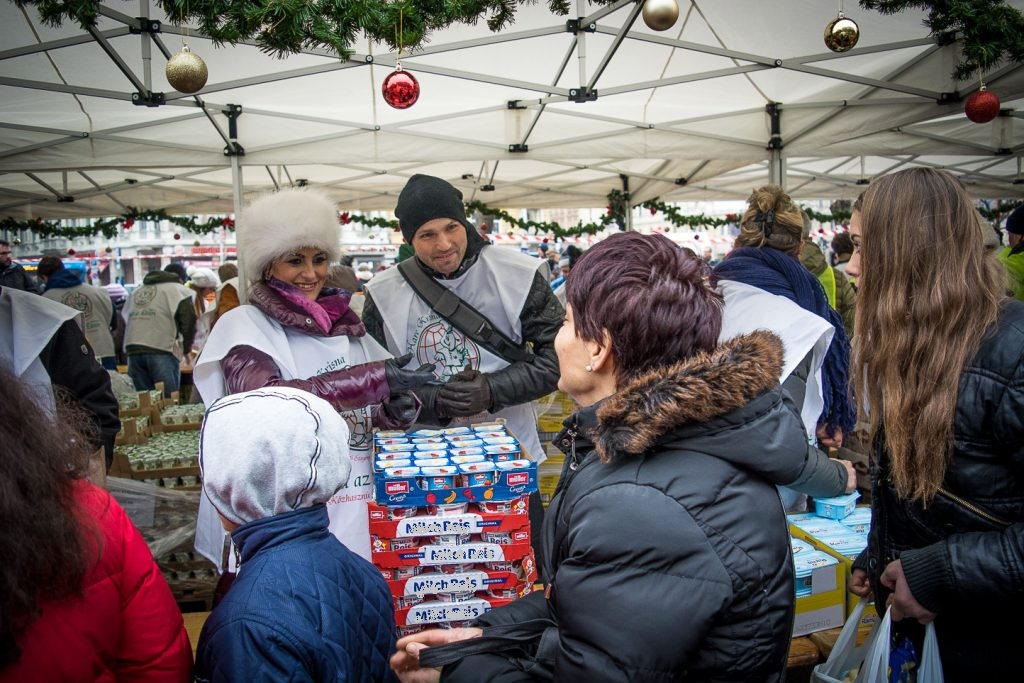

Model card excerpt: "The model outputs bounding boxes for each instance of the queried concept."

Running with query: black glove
[436,366,492,417]
[384,353,437,392]
[383,391,419,425]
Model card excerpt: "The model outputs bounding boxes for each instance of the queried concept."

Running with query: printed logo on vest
[412,313,480,380]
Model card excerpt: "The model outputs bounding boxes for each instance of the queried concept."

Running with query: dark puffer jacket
[858,298,1024,681]
[194,505,398,683]
[441,332,806,682]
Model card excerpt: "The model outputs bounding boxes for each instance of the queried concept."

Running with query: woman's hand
[849,568,872,597]
[391,627,483,683]
[835,458,857,493]
[880,560,937,624]
[385,353,438,391]
[817,423,844,449]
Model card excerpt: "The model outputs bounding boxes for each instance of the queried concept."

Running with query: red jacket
[1,482,192,682]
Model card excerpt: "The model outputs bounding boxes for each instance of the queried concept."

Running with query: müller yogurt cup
[482,531,513,545]
[484,444,520,460]
[429,502,469,516]
[436,591,476,602]
[431,533,472,546]
[375,457,412,470]
[477,499,515,513]
[375,436,411,446]
[495,459,532,472]
[450,453,486,465]
[446,437,484,448]
[394,594,424,609]
[459,462,496,486]
[412,449,449,460]
[482,436,517,446]
[419,465,459,490]
[413,458,451,468]
[380,442,417,453]
[383,465,421,480]
[441,426,472,436]
[411,436,446,444]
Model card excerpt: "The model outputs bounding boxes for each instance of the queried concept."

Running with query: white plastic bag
[856,605,893,682]
[812,598,875,683]
[917,622,944,683]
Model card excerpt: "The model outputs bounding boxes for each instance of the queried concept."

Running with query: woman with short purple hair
[392,232,807,682]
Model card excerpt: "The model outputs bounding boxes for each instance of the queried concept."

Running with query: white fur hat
[200,387,352,525]
[238,188,341,280]
[189,267,220,289]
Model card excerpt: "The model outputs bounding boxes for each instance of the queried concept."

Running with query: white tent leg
[231,155,245,302]
[769,148,786,188]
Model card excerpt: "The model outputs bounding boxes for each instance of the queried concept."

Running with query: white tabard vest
[1,287,80,413]
[193,304,392,569]
[123,281,194,356]
[365,247,546,462]
[43,283,115,359]
[717,279,835,511]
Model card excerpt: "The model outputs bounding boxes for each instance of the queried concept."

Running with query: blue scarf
[713,246,855,436]
[42,268,82,292]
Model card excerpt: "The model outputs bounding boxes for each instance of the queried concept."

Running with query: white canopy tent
[1,0,1022,220]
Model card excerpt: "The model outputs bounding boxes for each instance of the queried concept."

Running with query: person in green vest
[799,213,856,337]
[997,204,1024,301]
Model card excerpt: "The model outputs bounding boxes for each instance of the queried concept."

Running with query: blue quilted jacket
[195,505,398,682]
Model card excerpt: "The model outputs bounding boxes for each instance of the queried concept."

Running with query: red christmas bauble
[173,232,181,240]
[382,69,420,109]
[965,88,1001,124]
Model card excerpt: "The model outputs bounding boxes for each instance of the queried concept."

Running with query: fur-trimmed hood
[593,330,785,460]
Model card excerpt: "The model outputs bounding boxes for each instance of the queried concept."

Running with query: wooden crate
[114,417,151,446]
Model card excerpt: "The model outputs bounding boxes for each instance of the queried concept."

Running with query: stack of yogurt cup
[369,423,537,636]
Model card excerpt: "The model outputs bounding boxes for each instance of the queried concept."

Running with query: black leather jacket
[858,299,1024,681]
[441,332,803,682]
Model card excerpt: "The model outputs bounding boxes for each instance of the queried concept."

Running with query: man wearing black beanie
[362,174,563,569]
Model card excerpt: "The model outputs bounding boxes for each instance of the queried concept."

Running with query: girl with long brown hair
[847,167,1023,680]
[0,363,192,680]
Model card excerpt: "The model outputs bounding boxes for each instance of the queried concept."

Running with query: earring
[584,364,593,372]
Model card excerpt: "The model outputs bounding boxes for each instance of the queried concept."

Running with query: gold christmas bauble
[642,0,680,32]
[165,45,208,94]
[824,14,860,53]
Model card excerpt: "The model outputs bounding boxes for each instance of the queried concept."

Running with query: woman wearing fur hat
[194,188,435,566]
[392,233,806,682]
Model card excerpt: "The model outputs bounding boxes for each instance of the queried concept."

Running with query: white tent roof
[1,0,1022,219]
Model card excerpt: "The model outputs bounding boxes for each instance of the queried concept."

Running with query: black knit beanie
[1007,204,1024,236]
[395,174,473,243]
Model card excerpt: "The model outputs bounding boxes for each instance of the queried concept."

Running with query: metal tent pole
[224,105,246,301]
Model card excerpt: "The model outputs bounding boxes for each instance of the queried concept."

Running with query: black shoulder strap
[398,257,534,364]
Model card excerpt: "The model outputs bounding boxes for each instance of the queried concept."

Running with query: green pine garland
[15,0,601,59]
[14,1,1021,76]
[801,205,853,223]
[2,207,234,240]
[978,199,1023,222]
[860,0,1024,81]
[466,200,617,238]
[6,199,869,241]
